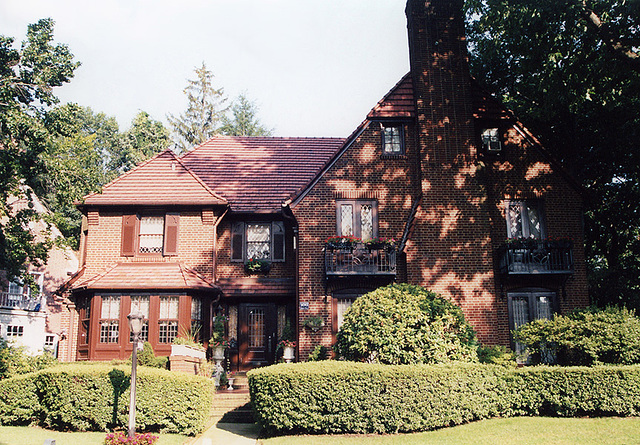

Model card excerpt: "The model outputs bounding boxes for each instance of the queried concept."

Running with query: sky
[0,0,410,137]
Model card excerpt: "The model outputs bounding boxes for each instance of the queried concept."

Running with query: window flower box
[245,258,271,274]
[324,236,361,251]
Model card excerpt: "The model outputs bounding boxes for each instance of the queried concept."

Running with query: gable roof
[180,136,345,213]
[81,150,227,207]
[367,73,415,119]
[69,262,220,292]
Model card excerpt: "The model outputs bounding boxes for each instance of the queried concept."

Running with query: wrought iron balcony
[325,244,397,276]
[499,239,574,275]
[0,292,42,311]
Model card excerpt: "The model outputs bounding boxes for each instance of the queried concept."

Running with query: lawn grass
[260,417,640,445]
[0,426,189,445]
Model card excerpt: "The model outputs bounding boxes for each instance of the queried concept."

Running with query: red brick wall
[82,209,217,281]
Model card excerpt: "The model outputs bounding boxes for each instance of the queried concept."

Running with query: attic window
[382,125,404,155]
[481,128,502,153]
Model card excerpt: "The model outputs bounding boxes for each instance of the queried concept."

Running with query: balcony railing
[499,240,574,275]
[0,292,42,311]
[325,244,397,276]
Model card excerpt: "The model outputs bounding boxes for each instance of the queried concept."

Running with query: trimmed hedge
[0,364,214,435]
[248,361,640,435]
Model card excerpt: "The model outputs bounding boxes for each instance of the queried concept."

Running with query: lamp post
[127,309,144,439]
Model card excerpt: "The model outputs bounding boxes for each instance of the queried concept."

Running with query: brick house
[64,0,588,366]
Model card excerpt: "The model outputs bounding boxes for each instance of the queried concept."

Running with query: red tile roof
[81,150,227,207]
[216,277,295,297]
[180,136,345,212]
[70,262,220,291]
[368,73,415,119]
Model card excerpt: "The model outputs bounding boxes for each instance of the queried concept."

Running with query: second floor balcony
[0,292,43,311]
[499,239,574,275]
[325,243,397,277]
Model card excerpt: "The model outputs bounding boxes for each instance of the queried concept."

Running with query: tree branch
[581,0,640,72]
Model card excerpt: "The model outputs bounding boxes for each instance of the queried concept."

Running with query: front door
[238,303,276,369]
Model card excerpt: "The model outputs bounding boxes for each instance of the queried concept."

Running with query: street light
[127,308,144,439]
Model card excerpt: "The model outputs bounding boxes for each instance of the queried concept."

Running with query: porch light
[127,308,144,438]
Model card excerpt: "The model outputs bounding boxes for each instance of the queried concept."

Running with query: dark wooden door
[238,303,276,369]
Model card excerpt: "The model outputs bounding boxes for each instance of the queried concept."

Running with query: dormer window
[481,128,502,153]
[382,125,404,155]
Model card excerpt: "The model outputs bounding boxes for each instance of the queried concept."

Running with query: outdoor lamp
[127,309,144,338]
[127,308,144,438]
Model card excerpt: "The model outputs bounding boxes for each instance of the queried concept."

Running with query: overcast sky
[1,0,410,137]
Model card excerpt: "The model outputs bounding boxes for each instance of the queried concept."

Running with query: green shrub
[477,345,516,367]
[514,306,640,365]
[0,338,57,379]
[308,345,329,361]
[136,342,168,369]
[0,363,214,435]
[249,362,640,435]
[0,372,42,425]
[335,284,478,364]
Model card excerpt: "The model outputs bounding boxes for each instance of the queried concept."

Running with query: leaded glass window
[506,201,544,239]
[340,204,353,236]
[336,200,377,240]
[139,216,164,253]
[100,295,120,344]
[158,296,179,344]
[130,295,150,342]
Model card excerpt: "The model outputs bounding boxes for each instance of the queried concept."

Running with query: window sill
[381,154,407,160]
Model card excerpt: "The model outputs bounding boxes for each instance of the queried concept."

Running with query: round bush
[335,283,478,364]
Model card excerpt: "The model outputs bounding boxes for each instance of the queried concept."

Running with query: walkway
[190,422,261,445]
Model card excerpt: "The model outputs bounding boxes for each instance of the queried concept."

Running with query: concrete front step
[212,389,255,423]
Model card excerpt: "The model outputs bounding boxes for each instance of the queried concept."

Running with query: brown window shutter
[231,222,244,261]
[272,221,285,261]
[164,213,180,256]
[121,214,138,256]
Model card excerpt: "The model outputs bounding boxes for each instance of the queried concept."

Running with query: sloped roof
[69,262,220,291]
[81,150,227,207]
[367,73,415,119]
[180,136,345,212]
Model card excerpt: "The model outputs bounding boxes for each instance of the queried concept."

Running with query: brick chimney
[406,0,475,165]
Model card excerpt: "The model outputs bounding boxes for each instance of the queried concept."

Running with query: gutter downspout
[281,204,299,362]
[213,207,230,283]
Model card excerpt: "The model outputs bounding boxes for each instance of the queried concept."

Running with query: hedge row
[0,364,214,436]
[248,361,640,435]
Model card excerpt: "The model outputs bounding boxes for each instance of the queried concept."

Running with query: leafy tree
[335,284,478,364]
[167,62,228,152]
[0,19,78,282]
[465,0,640,309]
[221,93,272,136]
[117,111,172,172]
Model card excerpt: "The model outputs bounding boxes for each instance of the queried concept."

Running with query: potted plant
[171,324,206,359]
[303,316,325,332]
[277,320,296,363]
[226,371,235,390]
[280,340,296,363]
[363,237,397,251]
[324,235,361,251]
[245,258,272,274]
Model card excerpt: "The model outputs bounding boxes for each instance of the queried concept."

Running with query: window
[231,221,285,262]
[508,290,555,362]
[130,295,150,343]
[158,296,179,344]
[44,335,55,347]
[382,125,404,155]
[506,201,544,239]
[122,213,179,257]
[336,200,377,240]
[481,128,502,152]
[8,272,43,299]
[7,325,23,337]
[191,297,202,342]
[99,295,121,344]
